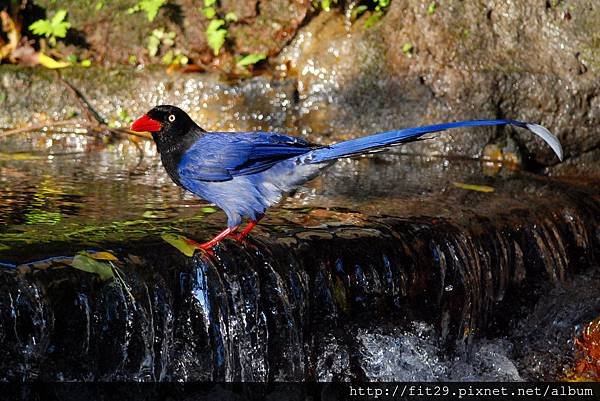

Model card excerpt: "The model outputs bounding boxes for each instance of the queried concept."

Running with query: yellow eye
[168,114,176,122]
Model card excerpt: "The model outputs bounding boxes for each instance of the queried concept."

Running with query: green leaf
[207,19,225,31]
[236,53,267,66]
[204,0,217,6]
[378,0,390,8]
[163,50,188,66]
[206,19,227,55]
[95,1,104,11]
[28,9,71,42]
[152,28,165,39]
[364,11,382,28]
[50,10,70,38]
[402,42,413,55]
[161,233,198,257]
[29,20,52,37]
[162,50,174,64]
[163,31,176,46]
[321,0,331,11]
[427,2,436,15]
[51,9,67,26]
[224,12,237,22]
[80,59,91,67]
[66,54,78,63]
[203,6,216,19]
[452,182,495,193]
[351,5,368,21]
[200,206,217,213]
[130,0,166,22]
[71,254,115,281]
[147,34,161,57]
[177,54,189,65]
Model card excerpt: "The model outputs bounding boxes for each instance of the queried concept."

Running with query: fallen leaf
[71,254,115,280]
[0,152,45,161]
[452,182,495,193]
[84,251,119,261]
[566,317,600,381]
[37,52,71,69]
[161,233,197,257]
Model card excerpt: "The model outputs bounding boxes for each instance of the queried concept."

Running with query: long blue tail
[307,120,563,163]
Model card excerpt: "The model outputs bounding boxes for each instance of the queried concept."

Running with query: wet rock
[0,66,299,134]
[227,0,310,56]
[278,1,600,166]
[510,271,600,380]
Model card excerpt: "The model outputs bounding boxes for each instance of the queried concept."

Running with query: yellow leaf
[37,52,71,69]
[452,182,495,193]
[161,233,198,257]
[85,251,119,261]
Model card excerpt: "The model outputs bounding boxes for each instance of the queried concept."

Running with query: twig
[0,120,151,140]
[0,120,81,138]
[57,72,107,125]
[0,73,152,143]
[86,124,152,140]
[56,73,152,140]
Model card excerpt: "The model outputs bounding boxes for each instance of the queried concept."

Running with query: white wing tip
[525,123,563,162]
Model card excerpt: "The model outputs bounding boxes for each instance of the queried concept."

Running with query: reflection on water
[0,134,209,252]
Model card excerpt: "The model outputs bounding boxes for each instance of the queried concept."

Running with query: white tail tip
[525,123,563,161]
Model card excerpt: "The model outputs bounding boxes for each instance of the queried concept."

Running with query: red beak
[131,114,162,132]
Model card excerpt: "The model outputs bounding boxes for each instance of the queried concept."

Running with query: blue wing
[178,132,317,182]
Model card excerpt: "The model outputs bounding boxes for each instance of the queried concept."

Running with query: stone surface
[277,1,600,166]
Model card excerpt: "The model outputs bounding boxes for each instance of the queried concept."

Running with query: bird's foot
[184,238,216,256]
[229,218,261,242]
[229,233,248,242]
[184,225,240,255]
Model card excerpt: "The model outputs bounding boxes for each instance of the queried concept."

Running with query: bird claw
[229,233,246,242]
[184,238,216,256]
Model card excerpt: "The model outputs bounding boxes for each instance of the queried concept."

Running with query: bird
[131,105,563,251]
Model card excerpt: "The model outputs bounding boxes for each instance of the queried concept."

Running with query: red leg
[231,215,263,241]
[185,225,239,251]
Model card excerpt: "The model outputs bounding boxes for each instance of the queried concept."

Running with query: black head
[131,105,204,153]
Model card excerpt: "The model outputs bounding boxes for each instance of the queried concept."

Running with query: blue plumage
[176,120,562,229]
[131,106,563,249]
